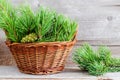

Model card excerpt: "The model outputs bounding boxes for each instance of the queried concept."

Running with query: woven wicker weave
[6,38,76,74]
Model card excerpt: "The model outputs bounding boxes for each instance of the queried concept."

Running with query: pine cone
[21,33,37,43]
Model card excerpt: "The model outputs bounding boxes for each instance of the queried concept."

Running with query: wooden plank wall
[0,0,120,66]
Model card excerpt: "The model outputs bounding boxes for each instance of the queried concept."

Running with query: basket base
[18,66,64,75]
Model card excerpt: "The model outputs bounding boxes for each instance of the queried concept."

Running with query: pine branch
[73,43,120,76]
[0,0,18,42]
[0,1,78,42]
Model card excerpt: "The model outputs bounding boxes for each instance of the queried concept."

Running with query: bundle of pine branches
[73,43,120,76]
[0,0,77,43]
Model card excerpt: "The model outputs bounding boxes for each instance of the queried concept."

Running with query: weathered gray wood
[1,78,101,80]
[0,0,118,40]
[0,30,6,43]
[37,0,120,7]
[0,66,119,80]
[1,0,120,40]
[35,0,120,40]
[0,79,99,80]
[76,40,120,46]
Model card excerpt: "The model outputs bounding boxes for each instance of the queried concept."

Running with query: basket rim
[6,38,76,44]
[6,37,77,47]
[5,31,77,47]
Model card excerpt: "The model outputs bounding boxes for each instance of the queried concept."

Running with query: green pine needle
[0,0,77,43]
[73,43,120,76]
[0,0,18,42]
[88,62,108,76]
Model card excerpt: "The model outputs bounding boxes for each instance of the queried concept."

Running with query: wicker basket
[6,38,76,74]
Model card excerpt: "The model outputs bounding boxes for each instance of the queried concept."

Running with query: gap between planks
[76,40,120,46]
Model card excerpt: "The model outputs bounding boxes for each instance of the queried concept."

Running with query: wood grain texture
[0,78,112,80]
[1,0,120,40]
[0,78,98,80]
[0,0,119,40]
[0,66,119,80]
[76,40,120,46]
[30,0,120,40]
